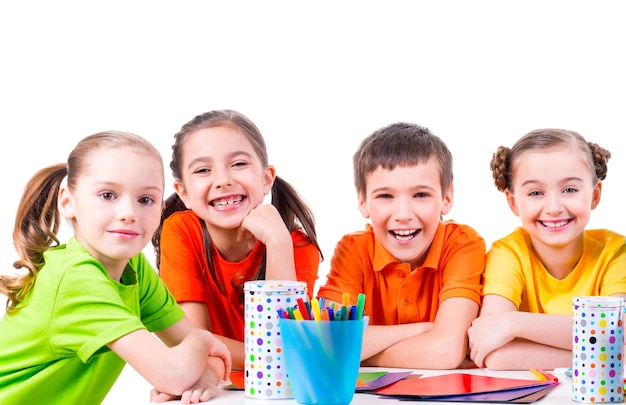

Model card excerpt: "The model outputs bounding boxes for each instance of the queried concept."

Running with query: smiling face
[173,124,275,232]
[358,157,453,268]
[59,147,164,276]
[505,146,601,252]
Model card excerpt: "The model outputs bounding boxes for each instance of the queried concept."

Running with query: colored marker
[292,307,304,320]
[326,307,335,321]
[340,305,348,321]
[318,297,325,310]
[342,292,350,308]
[529,368,547,382]
[537,369,558,383]
[349,305,358,320]
[356,293,366,320]
[297,298,310,320]
[311,298,322,321]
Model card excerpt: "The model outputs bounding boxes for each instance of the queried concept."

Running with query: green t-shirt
[0,237,184,404]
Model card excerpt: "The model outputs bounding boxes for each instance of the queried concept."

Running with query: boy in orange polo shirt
[317,122,485,369]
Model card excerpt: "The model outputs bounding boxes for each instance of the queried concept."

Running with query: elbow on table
[435,346,469,370]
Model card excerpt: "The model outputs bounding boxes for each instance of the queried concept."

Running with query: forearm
[484,339,572,370]
[512,312,572,350]
[216,334,245,371]
[363,325,469,369]
[360,323,433,361]
[162,329,218,391]
[264,232,297,280]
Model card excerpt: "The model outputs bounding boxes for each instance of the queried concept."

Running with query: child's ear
[173,180,192,209]
[263,165,276,195]
[440,184,454,216]
[591,181,602,210]
[57,185,75,220]
[505,189,520,216]
[357,193,370,219]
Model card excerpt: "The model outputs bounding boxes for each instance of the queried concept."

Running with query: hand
[237,204,290,250]
[149,368,221,404]
[468,312,516,368]
[150,378,219,404]
[208,334,232,381]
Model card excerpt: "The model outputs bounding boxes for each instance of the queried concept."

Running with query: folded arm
[362,297,478,369]
[108,317,230,397]
[469,294,572,369]
[181,301,245,370]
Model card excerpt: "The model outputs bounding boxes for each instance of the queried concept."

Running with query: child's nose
[545,193,565,215]
[116,198,137,222]
[213,169,233,188]
[394,198,412,221]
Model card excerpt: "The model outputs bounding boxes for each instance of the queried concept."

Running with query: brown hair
[0,131,162,312]
[490,128,611,192]
[353,122,453,197]
[152,109,322,299]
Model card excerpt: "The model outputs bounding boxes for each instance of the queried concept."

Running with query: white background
[1,1,625,317]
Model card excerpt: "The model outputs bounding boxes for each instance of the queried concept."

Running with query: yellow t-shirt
[483,227,626,314]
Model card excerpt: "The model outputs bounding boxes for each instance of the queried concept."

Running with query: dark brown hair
[152,109,322,299]
[353,122,453,197]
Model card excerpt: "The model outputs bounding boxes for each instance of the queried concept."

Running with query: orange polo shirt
[317,222,484,325]
[159,210,320,341]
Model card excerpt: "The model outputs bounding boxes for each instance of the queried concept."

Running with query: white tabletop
[103,364,572,404]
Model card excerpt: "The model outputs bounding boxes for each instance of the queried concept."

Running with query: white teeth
[392,229,417,241]
[212,196,243,207]
[542,220,568,228]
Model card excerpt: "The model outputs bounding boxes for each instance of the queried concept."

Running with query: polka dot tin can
[244,280,307,399]
[572,296,625,403]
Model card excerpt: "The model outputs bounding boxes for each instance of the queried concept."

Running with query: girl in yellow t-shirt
[468,128,626,370]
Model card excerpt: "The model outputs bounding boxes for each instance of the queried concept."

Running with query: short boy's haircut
[353,122,453,197]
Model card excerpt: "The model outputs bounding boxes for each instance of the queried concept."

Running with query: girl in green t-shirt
[0,131,231,404]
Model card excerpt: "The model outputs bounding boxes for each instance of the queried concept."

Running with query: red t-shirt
[159,210,320,341]
[317,222,484,325]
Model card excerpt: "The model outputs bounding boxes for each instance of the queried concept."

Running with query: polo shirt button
[404,298,410,306]
[397,271,405,277]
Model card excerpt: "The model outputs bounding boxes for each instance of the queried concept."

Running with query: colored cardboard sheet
[409,384,558,403]
[356,371,415,391]
[224,370,413,392]
[374,373,555,398]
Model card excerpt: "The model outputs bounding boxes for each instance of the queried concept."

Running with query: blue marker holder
[279,316,369,405]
